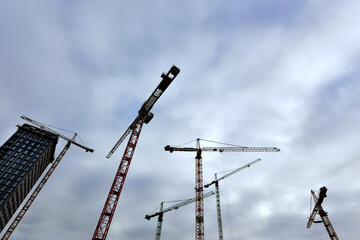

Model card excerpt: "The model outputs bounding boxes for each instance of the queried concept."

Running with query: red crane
[92,65,180,240]
[165,138,280,240]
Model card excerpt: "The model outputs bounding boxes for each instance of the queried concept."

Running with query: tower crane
[204,158,261,240]
[92,65,180,240]
[307,186,339,240]
[1,116,94,240]
[145,191,215,240]
[165,138,280,240]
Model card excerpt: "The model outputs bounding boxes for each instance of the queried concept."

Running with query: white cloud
[1,1,360,239]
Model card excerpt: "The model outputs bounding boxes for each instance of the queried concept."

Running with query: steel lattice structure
[92,119,143,239]
[92,65,180,240]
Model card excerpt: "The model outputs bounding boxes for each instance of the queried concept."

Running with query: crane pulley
[92,65,180,240]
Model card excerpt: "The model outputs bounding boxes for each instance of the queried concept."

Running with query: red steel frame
[92,119,143,240]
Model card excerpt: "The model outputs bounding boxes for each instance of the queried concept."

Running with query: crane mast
[2,117,94,239]
[204,158,261,240]
[165,138,279,240]
[307,187,339,240]
[92,65,180,240]
[145,191,215,240]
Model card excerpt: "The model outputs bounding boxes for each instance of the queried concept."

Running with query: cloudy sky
[1,0,360,239]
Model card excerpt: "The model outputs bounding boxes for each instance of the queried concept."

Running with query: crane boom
[307,187,339,240]
[145,191,215,240]
[204,158,261,188]
[165,146,280,153]
[92,65,180,240]
[204,159,261,240]
[20,115,94,152]
[145,191,215,220]
[106,65,180,159]
[165,139,280,240]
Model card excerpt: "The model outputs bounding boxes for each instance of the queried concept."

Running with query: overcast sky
[1,1,360,239]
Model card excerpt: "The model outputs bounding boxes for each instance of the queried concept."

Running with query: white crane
[1,116,94,240]
[165,138,279,240]
[204,158,261,240]
[145,191,215,240]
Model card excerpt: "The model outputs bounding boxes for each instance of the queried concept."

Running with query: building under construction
[0,124,58,231]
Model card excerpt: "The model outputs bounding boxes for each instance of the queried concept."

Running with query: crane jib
[138,65,180,116]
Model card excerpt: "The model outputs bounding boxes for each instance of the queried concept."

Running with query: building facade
[0,124,58,231]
